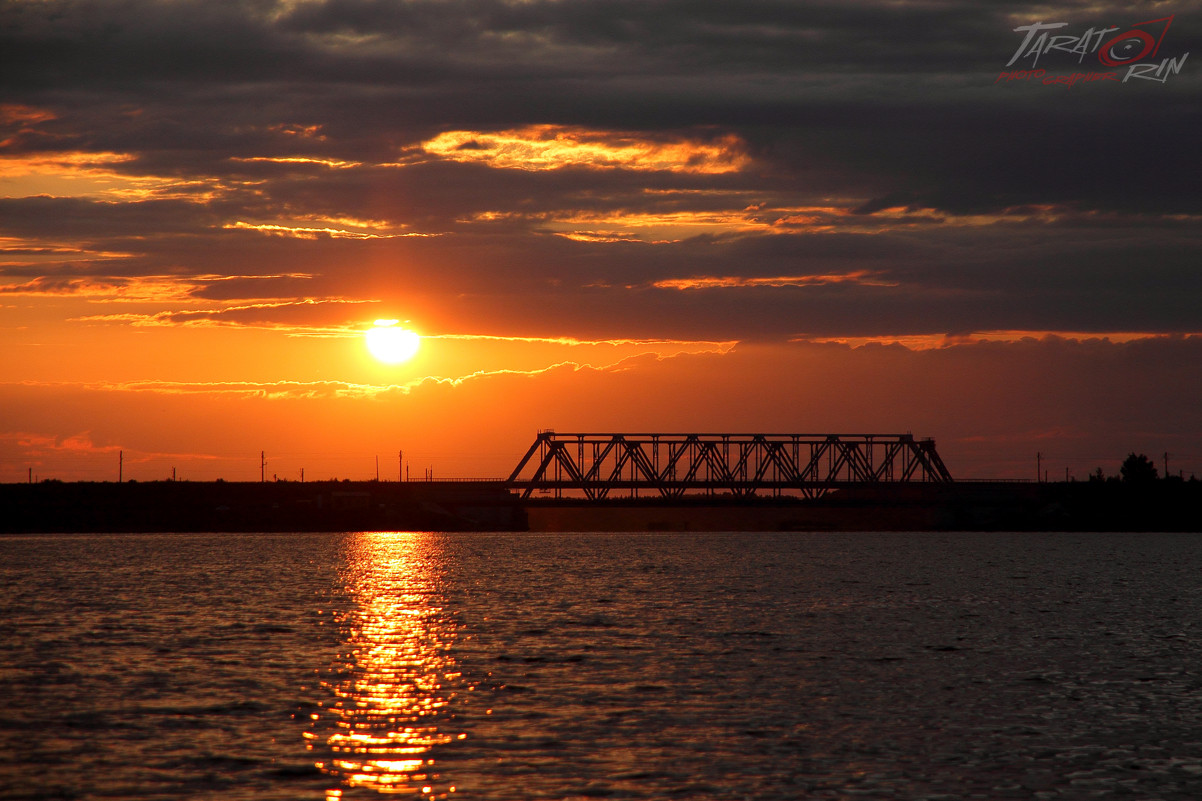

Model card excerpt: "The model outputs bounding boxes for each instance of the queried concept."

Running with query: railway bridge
[506,432,953,500]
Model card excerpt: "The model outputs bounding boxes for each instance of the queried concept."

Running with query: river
[2,531,1200,799]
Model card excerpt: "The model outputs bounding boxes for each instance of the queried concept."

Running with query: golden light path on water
[308,532,468,799]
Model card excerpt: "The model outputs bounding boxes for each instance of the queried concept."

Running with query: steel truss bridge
[506,432,953,500]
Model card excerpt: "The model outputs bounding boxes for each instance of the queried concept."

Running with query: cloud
[0,274,199,301]
[651,271,895,291]
[231,155,362,169]
[432,332,737,349]
[74,298,377,332]
[422,126,749,174]
[2,430,105,453]
[223,221,437,240]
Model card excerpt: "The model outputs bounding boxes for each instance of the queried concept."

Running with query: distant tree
[1090,467,1106,483]
[1120,453,1159,483]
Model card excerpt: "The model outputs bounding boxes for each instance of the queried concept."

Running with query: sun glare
[365,320,420,364]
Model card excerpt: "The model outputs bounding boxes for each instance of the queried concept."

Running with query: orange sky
[3,3,1201,483]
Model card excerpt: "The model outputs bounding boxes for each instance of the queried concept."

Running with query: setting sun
[365,320,420,364]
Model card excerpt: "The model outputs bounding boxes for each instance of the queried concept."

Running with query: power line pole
[119,450,123,483]
[1036,452,1042,483]
[261,451,266,483]
[375,455,380,482]
[399,450,403,482]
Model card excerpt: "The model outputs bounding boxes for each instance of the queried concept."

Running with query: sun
[365,319,420,364]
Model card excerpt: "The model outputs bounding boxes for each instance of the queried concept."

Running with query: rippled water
[2,531,1202,800]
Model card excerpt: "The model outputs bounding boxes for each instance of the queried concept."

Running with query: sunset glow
[5,8,1202,801]
[1,0,1199,483]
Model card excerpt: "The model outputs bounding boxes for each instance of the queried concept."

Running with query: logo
[996,14,1189,86]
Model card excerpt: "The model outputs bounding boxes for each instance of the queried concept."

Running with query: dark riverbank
[0,479,526,533]
[526,481,1202,532]
[3,478,1201,533]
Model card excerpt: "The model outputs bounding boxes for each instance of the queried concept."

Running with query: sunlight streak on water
[309,532,467,798]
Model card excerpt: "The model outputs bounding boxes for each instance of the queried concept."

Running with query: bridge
[506,432,953,500]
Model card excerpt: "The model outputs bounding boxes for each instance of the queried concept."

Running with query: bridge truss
[506,432,954,500]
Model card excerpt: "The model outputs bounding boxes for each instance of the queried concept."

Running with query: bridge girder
[506,432,953,499]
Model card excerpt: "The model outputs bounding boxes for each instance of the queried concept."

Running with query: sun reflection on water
[309,532,467,798]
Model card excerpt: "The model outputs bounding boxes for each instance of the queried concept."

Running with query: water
[2,531,1201,800]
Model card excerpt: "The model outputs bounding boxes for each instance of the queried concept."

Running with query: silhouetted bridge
[506,432,953,499]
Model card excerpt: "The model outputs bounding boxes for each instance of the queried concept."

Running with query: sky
[2,0,1200,483]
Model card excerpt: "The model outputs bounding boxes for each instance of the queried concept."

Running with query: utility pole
[1036,452,1042,483]
[119,450,123,483]
[375,455,380,482]
[1164,452,1169,478]
[28,467,32,484]
[300,468,305,483]
[261,451,266,483]
[399,450,403,482]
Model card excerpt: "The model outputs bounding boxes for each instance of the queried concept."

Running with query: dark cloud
[2,0,1199,343]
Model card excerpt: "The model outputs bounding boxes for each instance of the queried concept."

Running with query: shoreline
[3,478,1201,533]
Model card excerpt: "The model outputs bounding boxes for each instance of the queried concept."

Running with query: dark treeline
[1086,452,1197,484]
